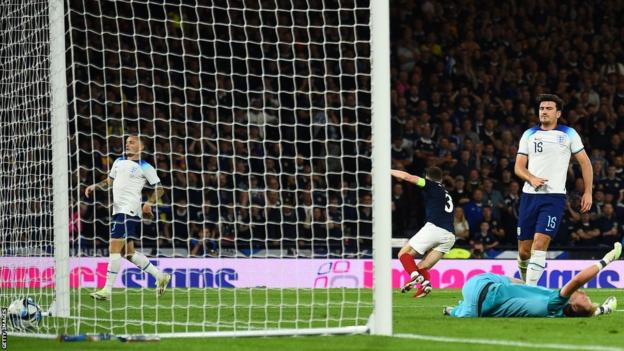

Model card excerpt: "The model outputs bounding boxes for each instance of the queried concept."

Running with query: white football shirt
[109,157,160,217]
[517,125,584,194]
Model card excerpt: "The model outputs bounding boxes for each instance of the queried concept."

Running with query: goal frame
[44,0,392,337]
[50,0,70,319]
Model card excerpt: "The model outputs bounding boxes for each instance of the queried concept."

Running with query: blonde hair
[563,291,597,317]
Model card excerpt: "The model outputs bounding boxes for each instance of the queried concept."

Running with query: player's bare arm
[391,169,423,185]
[85,177,113,198]
[573,149,593,213]
[143,185,164,218]
[514,154,547,189]
[560,243,621,298]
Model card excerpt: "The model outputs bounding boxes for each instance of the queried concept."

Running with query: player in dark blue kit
[392,167,456,298]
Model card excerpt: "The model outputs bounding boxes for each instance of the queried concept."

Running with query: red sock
[418,267,430,282]
[399,253,417,276]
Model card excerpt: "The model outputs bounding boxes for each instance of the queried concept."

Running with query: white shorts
[408,222,456,255]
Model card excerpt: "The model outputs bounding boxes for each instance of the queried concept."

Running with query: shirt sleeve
[109,158,119,179]
[142,163,161,185]
[569,128,584,154]
[517,130,529,155]
[547,289,570,315]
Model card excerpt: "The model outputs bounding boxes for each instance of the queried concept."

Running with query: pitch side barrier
[1,258,621,289]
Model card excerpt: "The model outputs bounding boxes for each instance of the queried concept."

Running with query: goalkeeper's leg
[125,240,171,296]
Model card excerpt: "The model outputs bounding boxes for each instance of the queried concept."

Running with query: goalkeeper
[85,135,171,300]
[445,243,621,317]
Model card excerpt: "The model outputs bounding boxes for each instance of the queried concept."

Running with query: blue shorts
[517,193,566,241]
[450,273,511,317]
[111,213,141,239]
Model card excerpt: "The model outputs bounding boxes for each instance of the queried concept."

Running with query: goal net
[1,0,391,338]
[0,0,70,334]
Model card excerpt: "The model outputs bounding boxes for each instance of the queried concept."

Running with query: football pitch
[11,288,624,351]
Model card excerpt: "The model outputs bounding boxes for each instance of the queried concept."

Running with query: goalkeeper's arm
[560,243,621,299]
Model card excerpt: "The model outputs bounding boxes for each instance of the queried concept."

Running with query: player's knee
[398,245,412,258]
[532,236,551,251]
[418,261,433,270]
[518,249,531,260]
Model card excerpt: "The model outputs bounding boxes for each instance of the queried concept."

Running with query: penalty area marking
[394,333,624,351]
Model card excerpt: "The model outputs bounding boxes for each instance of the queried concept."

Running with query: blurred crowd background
[57,0,624,258]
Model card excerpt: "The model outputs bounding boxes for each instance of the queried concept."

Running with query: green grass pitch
[10,288,624,351]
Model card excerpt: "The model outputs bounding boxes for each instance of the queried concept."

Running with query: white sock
[525,250,547,286]
[129,251,161,279]
[104,253,122,292]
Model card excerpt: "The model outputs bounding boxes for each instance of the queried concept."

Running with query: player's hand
[85,184,96,198]
[142,203,154,219]
[580,192,592,213]
[528,175,547,190]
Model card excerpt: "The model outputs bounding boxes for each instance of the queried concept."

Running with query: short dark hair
[537,94,564,111]
[126,134,149,152]
[425,167,443,183]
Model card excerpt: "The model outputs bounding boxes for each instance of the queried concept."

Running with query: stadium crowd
[388,0,624,258]
[67,0,372,258]
[65,0,623,258]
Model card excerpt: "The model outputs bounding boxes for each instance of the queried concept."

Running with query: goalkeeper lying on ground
[445,243,621,318]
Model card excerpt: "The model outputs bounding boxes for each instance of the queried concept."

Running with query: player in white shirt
[514,94,593,286]
[85,135,171,300]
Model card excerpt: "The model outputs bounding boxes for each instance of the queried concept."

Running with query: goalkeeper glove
[594,296,617,316]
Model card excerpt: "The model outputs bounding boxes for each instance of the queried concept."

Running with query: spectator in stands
[311,207,328,256]
[482,206,506,245]
[391,135,411,169]
[450,175,470,205]
[472,221,500,254]
[463,189,484,233]
[453,207,470,247]
[435,136,458,169]
[597,203,620,246]
[465,169,482,194]
[571,212,601,247]
[391,183,410,237]
[281,203,298,253]
[413,123,437,172]
[357,194,373,255]
[590,190,606,220]
[66,0,624,259]
[452,150,475,180]
[600,166,622,198]
[481,178,504,220]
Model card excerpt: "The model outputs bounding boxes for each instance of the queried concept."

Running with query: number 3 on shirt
[445,193,454,213]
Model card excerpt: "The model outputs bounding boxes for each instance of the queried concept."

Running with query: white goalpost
[1,0,391,338]
[0,0,70,335]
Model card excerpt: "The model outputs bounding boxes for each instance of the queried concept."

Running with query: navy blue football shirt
[421,180,455,233]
